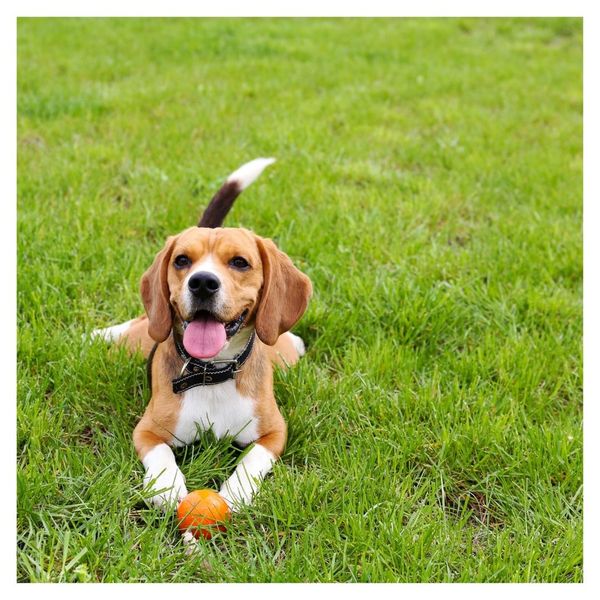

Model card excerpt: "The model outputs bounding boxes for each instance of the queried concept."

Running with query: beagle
[91,159,312,530]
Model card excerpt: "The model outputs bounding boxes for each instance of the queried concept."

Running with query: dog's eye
[174,255,191,269]
[229,256,250,271]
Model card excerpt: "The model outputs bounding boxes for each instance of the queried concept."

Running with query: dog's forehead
[173,227,259,258]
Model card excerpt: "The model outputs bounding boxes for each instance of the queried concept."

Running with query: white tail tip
[227,157,276,190]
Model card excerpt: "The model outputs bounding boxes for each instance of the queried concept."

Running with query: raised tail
[198,157,276,227]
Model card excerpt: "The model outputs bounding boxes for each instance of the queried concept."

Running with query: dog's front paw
[181,531,201,556]
[218,485,246,513]
[144,465,188,511]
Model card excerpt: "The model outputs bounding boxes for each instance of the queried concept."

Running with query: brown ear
[140,236,177,342]
[254,236,312,346]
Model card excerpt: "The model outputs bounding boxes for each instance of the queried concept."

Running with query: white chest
[172,380,259,448]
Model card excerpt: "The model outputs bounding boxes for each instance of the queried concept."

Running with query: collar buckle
[208,358,239,366]
[207,358,241,379]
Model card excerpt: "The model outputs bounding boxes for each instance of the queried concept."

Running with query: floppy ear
[254,236,312,346]
[140,236,177,343]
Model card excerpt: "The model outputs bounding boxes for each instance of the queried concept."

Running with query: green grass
[17,17,582,583]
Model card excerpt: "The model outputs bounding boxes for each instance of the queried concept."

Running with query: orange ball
[177,489,231,540]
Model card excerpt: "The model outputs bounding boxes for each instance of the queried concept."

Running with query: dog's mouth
[182,309,248,359]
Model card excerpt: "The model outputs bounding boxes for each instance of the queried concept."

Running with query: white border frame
[5,2,595,597]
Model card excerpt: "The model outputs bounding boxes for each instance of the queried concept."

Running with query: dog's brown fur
[116,227,311,464]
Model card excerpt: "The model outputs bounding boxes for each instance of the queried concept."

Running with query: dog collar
[172,331,255,393]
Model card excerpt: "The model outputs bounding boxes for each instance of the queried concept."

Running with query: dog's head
[140,227,312,358]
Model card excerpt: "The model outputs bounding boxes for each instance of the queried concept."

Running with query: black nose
[188,272,221,299]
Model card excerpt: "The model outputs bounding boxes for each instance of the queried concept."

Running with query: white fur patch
[219,444,276,510]
[181,530,200,555]
[226,157,276,190]
[187,256,222,280]
[89,319,134,342]
[287,332,306,357]
[142,443,188,509]
[173,379,259,448]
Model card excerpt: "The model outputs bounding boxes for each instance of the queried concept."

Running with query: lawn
[16,17,583,583]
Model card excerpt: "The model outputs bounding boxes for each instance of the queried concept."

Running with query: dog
[90,158,312,542]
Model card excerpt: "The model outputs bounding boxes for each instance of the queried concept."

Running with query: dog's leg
[133,426,188,510]
[90,318,135,342]
[219,427,286,511]
[286,332,306,357]
[89,315,155,358]
[134,419,203,555]
[265,331,307,368]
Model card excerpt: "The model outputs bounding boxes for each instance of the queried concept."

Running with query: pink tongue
[183,316,227,359]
